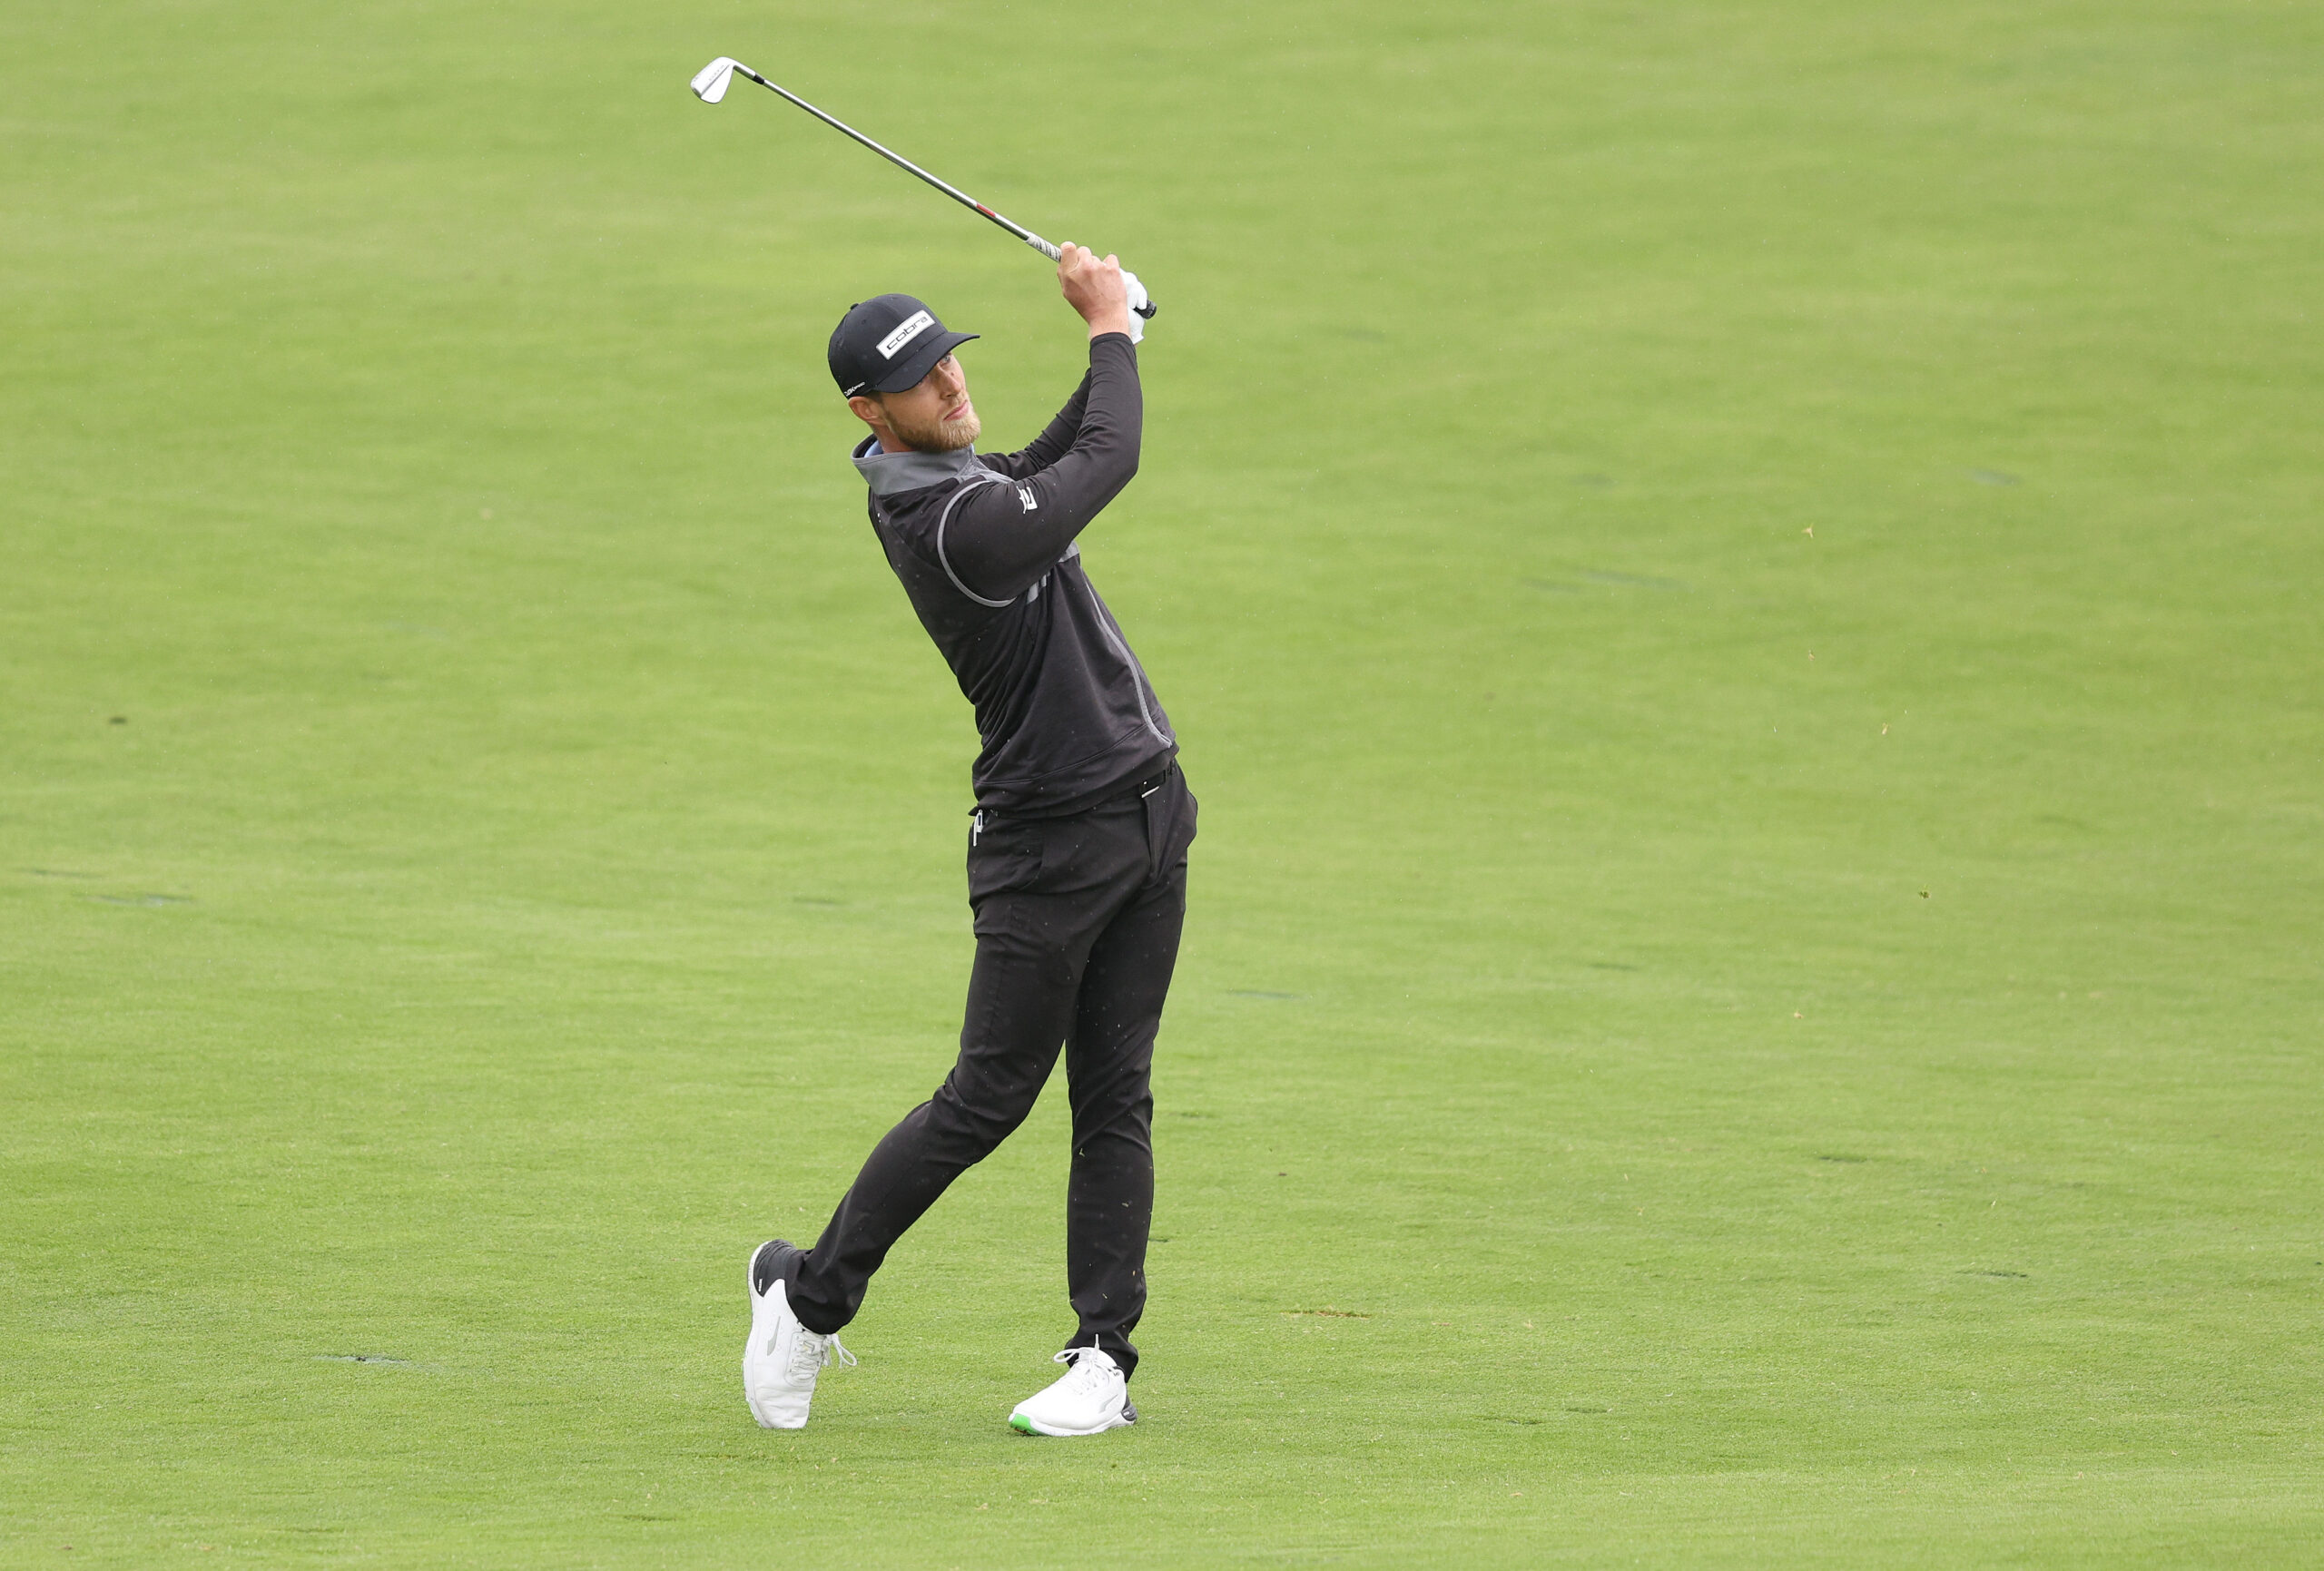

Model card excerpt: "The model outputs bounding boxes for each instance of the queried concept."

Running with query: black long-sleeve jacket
[851,332,1176,816]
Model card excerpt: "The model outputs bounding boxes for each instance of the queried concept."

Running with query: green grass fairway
[5,0,2319,1564]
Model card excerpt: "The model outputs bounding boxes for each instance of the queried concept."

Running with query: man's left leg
[1059,855,1187,1379]
[1006,771,1195,1437]
[1063,769,1196,1377]
[1007,858,1186,1438]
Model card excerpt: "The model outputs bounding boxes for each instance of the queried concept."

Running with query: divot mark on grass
[1564,1405,1610,1413]
[316,1354,411,1364]
[1283,1308,1369,1319]
[1963,1270,2027,1279]
[22,868,99,879]
[1817,1154,1869,1164]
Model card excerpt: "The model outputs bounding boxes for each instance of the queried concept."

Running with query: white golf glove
[1120,270,1149,344]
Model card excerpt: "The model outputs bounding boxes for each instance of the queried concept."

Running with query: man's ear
[846,393,885,428]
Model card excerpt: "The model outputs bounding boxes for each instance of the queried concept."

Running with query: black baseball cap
[828,293,978,398]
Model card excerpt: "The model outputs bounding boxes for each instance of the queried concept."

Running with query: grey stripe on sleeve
[935,475,1016,609]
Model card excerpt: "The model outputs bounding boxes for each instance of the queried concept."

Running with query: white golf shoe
[1008,1344,1137,1437]
[742,1242,853,1430]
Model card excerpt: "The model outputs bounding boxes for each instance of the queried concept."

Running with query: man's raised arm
[942,247,1143,602]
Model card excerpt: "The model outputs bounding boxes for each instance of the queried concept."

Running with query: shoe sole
[1009,1402,1137,1438]
[744,1245,770,1429]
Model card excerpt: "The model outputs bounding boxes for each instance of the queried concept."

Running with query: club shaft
[734,64,1060,261]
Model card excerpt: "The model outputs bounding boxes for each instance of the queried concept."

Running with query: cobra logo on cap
[876,309,936,359]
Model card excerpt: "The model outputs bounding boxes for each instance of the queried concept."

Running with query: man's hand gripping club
[1057,244,1149,345]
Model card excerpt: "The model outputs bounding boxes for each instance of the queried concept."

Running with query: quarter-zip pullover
[852,332,1175,816]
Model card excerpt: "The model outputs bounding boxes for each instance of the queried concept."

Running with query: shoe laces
[1051,1344,1118,1396]
[788,1327,857,1383]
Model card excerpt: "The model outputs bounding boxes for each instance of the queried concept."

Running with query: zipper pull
[972,810,983,846]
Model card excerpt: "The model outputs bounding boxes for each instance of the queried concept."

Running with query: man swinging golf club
[744,244,1195,1437]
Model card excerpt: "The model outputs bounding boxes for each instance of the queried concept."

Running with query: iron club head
[690,57,740,103]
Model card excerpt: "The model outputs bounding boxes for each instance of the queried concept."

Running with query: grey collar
[852,436,991,496]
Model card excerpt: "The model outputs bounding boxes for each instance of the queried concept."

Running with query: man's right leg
[783,894,1092,1335]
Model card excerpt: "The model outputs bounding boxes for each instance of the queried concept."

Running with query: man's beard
[891,403,981,453]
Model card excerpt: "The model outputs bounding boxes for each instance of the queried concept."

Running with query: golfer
[743,246,1195,1438]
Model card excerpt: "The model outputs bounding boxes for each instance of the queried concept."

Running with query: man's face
[853,353,980,453]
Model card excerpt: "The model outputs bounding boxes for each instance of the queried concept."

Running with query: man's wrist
[1086,314,1134,340]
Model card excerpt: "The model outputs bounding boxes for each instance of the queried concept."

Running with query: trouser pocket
[1144,770,1197,881]
[967,815,1046,906]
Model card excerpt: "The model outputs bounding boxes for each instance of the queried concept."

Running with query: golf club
[689,56,1157,320]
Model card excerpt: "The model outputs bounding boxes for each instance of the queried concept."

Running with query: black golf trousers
[786,764,1196,1379]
